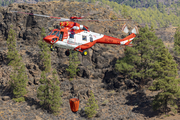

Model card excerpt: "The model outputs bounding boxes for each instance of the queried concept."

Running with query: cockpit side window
[59,32,64,41]
[51,31,57,35]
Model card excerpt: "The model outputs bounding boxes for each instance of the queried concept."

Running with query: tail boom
[74,33,136,52]
[96,33,136,46]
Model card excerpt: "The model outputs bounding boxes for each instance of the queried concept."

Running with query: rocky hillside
[0,1,136,87]
[0,1,179,120]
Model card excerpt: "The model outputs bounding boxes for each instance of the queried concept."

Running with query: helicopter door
[67,32,77,49]
[68,32,75,45]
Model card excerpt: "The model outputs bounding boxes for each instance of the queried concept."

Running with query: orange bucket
[69,98,80,112]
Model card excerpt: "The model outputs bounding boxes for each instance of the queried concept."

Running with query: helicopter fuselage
[43,27,136,52]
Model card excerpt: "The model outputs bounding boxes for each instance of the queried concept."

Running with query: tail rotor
[122,23,139,35]
[121,24,139,50]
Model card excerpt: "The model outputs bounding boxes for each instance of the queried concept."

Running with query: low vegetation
[85,91,99,118]
[66,51,80,80]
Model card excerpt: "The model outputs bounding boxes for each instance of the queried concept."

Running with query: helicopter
[11,11,139,56]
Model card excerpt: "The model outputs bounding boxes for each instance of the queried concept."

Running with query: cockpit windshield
[48,31,53,35]
[51,31,58,35]
[48,31,58,35]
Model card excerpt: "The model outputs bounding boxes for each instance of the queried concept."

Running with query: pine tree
[37,27,62,114]
[7,27,21,67]
[7,27,28,102]
[115,25,180,113]
[174,25,180,55]
[49,69,62,115]
[10,65,28,102]
[121,4,128,18]
[37,70,62,115]
[38,27,51,73]
[115,25,163,88]
[149,47,180,114]
[66,51,80,80]
[37,71,51,109]
[85,91,99,118]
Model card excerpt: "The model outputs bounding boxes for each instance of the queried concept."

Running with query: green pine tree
[37,27,62,114]
[10,65,28,102]
[66,51,80,80]
[49,69,62,115]
[149,47,180,114]
[37,71,51,109]
[7,27,21,67]
[7,27,28,102]
[38,27,51,73]
[121,4,128,18]
[85,91,99,118]
[115,25,180,114]
[115,25,163,88]
[174,25,180,55]
[37,70,62,115]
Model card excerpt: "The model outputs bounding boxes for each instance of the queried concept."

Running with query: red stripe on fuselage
[74,41,97,52]
[96,33,136,44]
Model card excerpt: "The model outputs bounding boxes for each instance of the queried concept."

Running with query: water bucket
[69,98,80,112]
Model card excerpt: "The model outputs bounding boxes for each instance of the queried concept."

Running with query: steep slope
[0,1,136,86]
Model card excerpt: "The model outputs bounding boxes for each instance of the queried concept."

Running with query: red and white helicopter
[11,11,139,56]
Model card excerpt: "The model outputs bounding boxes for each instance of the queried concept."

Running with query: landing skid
[65,50,88,56]
[65,50,70,56]
[50,45,55,51]
[82,50,88,56]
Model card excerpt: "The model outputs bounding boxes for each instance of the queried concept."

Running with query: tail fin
[121,33,136,47]
[122,24,139,34]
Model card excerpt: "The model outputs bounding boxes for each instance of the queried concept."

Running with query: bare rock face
[2,96,10,101]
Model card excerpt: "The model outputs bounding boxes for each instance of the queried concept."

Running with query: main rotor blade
[75,19,132,22]
[10,11,132,22]
[10,11,71,21]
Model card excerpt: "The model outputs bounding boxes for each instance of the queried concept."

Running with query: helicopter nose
[43,37,52,44]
